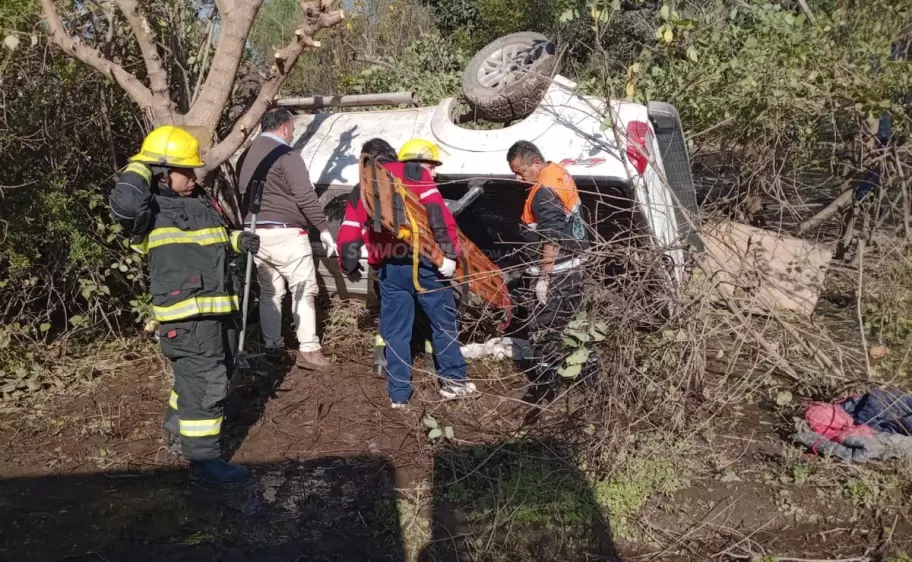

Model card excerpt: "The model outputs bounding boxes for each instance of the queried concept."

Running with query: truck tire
[462,32,558,123]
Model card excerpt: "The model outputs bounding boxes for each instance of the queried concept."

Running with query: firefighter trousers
[378,256,467,403]
[161,315,237,461]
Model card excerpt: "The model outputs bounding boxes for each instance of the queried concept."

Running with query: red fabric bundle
[805,402,877,444]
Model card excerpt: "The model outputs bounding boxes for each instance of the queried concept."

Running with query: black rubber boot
[189,459,249,487]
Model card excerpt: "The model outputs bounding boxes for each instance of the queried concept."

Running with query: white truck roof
[287,75,642,187]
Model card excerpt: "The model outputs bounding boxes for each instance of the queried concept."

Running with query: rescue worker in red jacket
[109,125,257,486]
[337,140,439,378]
[506,140,589,403]
[338,138,475,407]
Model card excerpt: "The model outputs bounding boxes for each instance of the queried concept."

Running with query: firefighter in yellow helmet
[397,138,444,172]
[109,125,258,486]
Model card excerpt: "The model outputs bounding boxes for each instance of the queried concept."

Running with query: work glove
[535,277,549,304]
[439,257,457,278]
[346,265,364,283]
[320,230,337,258]
[238,232,260,255]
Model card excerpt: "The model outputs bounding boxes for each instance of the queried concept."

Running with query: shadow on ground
[421,440,620,562]
[0,441,621,562]
[0,456,404,562]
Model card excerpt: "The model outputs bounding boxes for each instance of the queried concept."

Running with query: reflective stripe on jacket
[109,162,241,322]
[336,184,408,274]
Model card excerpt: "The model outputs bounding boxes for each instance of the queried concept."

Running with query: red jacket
[337,161,461,274]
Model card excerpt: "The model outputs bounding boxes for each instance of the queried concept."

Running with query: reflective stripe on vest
[152,295,239,322]
[130,226,230,254]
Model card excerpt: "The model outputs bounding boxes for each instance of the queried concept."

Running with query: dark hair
[361,138,397,162]
[260,108,294,133]
[506,140,544,165]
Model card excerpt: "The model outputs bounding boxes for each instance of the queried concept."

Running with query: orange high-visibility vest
[521,162,581,230]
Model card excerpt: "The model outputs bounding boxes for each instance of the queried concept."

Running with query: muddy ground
[1,337,910,562]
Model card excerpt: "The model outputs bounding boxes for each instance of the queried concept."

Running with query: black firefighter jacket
[109,162,244,323]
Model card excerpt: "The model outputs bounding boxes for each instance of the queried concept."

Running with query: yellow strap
[394,179,426,293]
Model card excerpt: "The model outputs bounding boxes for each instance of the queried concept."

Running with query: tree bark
[183,2,262,137]
[202,1,344,170]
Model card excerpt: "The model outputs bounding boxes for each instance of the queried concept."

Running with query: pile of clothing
[791,388,912,463]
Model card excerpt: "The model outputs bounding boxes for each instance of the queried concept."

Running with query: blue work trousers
[379,256,467,403]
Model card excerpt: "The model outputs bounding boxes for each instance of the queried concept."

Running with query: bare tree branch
[40,0,154,111]
[201,0,345,169]
[191,16,216,107]
[184,2,262,132]
[214,0,235,15]
[797,0,816,24]
[112,0,171,101]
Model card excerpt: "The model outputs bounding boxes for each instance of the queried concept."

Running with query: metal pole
[236,180,264,370]
[275,92,418,109]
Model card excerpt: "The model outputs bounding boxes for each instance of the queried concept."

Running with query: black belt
[245,223,299,230]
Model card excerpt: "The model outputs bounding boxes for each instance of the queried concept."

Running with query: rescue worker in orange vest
[506,140,589,403]
[109,126,256,486]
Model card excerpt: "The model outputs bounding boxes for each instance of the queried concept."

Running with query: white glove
[535,277,549,304]
[320,230,337,258]
[439,257,457,278]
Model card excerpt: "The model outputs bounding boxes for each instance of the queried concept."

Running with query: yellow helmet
[398,138,444,166]
[130,125,206,169]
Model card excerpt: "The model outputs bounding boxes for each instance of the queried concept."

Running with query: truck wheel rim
[476,43,544,89]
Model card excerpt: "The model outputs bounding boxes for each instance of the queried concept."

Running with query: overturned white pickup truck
[262,33,700,310]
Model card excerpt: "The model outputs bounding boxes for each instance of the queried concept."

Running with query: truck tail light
[626,120,651,175]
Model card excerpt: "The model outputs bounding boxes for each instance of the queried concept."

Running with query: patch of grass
[441,455,599,528]
[842,476,878,509]
[433,441,609,560]
[592,459,679,539]
[371,481,431,562]
[841,470,902,511]
[591,431,693,540]
[321,299,373,359]
[791,462,811,485]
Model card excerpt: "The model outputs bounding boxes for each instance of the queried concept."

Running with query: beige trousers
[253,228,321,352]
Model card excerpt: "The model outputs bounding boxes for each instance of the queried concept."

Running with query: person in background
[110,125,257,486]
[236,108,336,371]
[506,140,589,403]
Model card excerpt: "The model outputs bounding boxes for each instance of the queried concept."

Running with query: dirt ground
[0,346,910,561]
